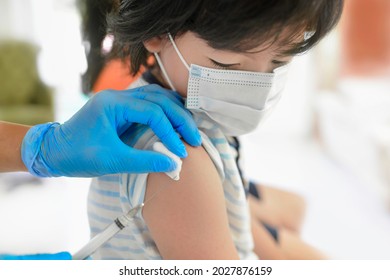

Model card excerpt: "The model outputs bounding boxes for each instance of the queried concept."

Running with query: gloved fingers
[143,94,202,149]
[118,85,183,109]
[135,84,185,107]
[115,145,178,173]
[131,86,202,148]
[120,99,187,158]
[0,252,72,260]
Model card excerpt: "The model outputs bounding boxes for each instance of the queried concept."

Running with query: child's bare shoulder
[143,141,238,259]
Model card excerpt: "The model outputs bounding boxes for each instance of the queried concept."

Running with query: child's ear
[143,36,167,53]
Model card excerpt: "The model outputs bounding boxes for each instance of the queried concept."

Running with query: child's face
[144,31,294,97]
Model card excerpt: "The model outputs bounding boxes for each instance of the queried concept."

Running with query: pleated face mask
[154,33,289,136]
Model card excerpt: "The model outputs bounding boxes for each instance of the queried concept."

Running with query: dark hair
[77,0,118,93]
[108,0,344,75]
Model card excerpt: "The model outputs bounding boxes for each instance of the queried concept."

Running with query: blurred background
[1,0,390,259]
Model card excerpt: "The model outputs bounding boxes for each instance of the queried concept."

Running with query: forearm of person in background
[0,121,29,172]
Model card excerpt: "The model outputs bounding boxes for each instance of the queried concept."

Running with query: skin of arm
[143,142,239,260]
[0,121,29,172]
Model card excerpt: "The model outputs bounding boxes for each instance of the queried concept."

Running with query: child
[87,0,343,259]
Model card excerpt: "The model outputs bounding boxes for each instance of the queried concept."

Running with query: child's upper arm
[142,142,239,259]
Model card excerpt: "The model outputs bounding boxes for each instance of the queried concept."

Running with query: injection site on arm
[143,142,239,259]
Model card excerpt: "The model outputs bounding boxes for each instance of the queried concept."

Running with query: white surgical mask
[154,33,289,136]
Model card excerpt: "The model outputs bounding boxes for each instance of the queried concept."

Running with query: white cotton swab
[152,142,182,181]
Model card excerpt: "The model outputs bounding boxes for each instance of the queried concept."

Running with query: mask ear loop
[154,52,177,91]
[167,33,190,71]
[153,33,191,91]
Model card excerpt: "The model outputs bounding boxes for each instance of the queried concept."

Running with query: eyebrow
[209,58,240,67]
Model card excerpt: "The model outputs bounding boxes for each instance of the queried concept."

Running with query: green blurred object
[0,40,54,125]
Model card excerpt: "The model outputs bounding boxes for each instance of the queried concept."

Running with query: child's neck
[150,66,170,90]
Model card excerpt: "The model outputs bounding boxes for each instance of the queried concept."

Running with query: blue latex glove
[21,84,201,177]
[0,252,71,260]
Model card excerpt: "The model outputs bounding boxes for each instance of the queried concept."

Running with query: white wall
[0,0,34,41]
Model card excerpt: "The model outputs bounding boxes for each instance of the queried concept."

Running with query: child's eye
[209,58,238,70]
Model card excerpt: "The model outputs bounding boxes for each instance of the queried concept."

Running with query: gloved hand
[0,252,71,260]
[22,84,201,177]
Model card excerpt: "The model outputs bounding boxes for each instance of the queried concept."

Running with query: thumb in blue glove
[22,84,202,177]
[0,252,71,260]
